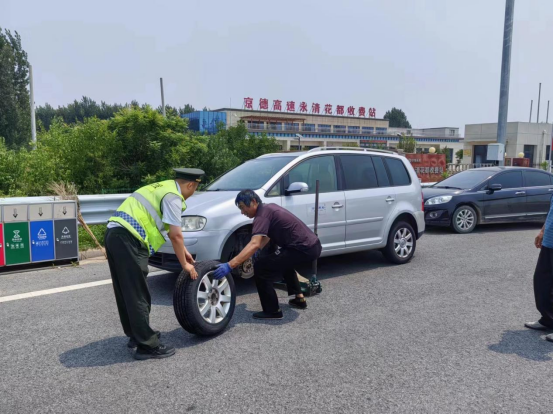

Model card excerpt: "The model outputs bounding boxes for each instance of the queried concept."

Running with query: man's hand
[213,263,232,280]
[535,231,545,249]
[184,249,195,264]
[184,263,198,279]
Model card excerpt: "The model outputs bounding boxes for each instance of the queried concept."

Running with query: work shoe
[289,297,307,310]
[134,344,175,360]
[127,331,161,348]
[524,321,551,331]
[253,310,283,320]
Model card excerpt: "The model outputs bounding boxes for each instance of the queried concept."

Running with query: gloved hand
[213,263,232,279]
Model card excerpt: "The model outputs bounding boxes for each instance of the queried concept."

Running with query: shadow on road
[59,304,298,368]
[426,221,543,235]
[488,329,553,362]
[149,249,393,307]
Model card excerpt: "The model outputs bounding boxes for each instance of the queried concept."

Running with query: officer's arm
[229,235,267,269]
[168,225,198,278]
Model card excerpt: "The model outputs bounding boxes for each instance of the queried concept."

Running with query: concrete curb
[79,249,106,260]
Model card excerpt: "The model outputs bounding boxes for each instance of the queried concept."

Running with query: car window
[524,171,551,187]
[371,156,391,187]
[339,155,378,190]
[267,179,281,197]
[384,158,411,186]
[286,156,337,194]
[490,171,523,189]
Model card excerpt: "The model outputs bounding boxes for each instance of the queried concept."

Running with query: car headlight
[181,216,207,232]
[425,195,453,206]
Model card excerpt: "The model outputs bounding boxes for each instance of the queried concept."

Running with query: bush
[0,107,280,197]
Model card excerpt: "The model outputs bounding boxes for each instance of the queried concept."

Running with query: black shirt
[252,203,319,252]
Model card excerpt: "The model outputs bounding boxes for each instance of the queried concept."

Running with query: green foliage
[455,149,464,164]
[437,146,452,164]
[0,106,279,197]
[541,161,548,171]
[0,28,31,148]
[397,135,417,153]
[79,224,107,250]
[383,107,411,128]
[37,97,198,130]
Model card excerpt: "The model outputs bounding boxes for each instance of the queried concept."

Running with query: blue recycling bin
[30,220,55,262]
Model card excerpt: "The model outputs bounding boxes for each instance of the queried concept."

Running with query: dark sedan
[423,167,553,233]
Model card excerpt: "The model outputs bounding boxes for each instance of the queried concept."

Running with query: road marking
[0,280,111,303]
[0,271,170,303]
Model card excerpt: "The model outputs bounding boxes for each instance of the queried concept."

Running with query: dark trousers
[254,242,322,313]
[105,227,159,349]
[534,246,553,328]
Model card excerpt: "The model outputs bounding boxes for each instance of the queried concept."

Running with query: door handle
[386,196,395,203]
[332,203,344,209]
[548,189,553,192]
[515,191,526,195]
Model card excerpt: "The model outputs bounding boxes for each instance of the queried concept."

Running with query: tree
[0,28,31,148]
[455,150,465,164]
[437,146,452,164]
[383,107,411,128]
[397,135,417,153]
[180,104,195,115]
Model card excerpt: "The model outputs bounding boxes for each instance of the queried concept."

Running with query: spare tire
[173,260,236,336]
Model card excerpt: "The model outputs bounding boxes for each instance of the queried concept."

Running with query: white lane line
[0,280,112,303]
[0,271,170,303]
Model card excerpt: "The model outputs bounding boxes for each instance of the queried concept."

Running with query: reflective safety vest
[108,180,186,255]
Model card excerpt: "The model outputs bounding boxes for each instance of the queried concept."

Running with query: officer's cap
[174,168,205,183]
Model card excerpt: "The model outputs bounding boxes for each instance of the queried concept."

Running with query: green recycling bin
[4,222,30,266]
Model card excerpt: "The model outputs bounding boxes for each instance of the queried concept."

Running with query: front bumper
[149,229,229,271]
[424,207,452,227]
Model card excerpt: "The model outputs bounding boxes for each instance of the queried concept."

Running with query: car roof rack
[307,147,397,154]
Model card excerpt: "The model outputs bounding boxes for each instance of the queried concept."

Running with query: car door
[523,170,553,221]
[338,154,396,247]
[279,155,346,252]
[482,170,526,222]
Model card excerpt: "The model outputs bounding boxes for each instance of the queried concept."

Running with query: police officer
[105,168,204,360]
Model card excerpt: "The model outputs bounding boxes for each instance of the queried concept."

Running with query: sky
[3,0,553,134]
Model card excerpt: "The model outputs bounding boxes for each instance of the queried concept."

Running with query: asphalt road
[0,222,551,413]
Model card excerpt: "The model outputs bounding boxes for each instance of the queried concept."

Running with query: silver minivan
[149,147,425,278]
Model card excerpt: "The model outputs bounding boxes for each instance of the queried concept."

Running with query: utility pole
[537,82,542,123]
[160,77,166,118]
[29,64,37,149]
[546,100,550,123]
[496,0,515,166]
[529,100,533,123]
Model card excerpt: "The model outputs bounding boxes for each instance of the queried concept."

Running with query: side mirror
[488,183,502,193]
[285,182,309,195]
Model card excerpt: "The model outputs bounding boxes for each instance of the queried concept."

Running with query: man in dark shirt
[213,189,322,319]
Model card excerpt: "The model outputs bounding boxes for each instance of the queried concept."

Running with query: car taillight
[421,191,424,211]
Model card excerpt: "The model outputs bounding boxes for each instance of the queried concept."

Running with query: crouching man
[213,190,322,319]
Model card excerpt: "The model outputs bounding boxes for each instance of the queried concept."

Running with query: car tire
[383,221,416,264]
[173,260,236,336]
[451,205,477,234]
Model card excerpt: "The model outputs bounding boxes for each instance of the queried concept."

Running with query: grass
[79,224,106,251]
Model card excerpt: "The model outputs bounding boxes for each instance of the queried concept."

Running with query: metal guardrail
[0,194,128,225]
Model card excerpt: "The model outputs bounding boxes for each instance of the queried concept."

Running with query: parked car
[150,147,425,278]
[423,167,553,233]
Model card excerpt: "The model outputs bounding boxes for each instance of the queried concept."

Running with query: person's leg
[254,256,283,314]
[105,228,159,349]
[105,229,133,338]
[535,247,553,327]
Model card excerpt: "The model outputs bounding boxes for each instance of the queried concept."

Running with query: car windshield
[433,170,494,190]
[206,156,296,191]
